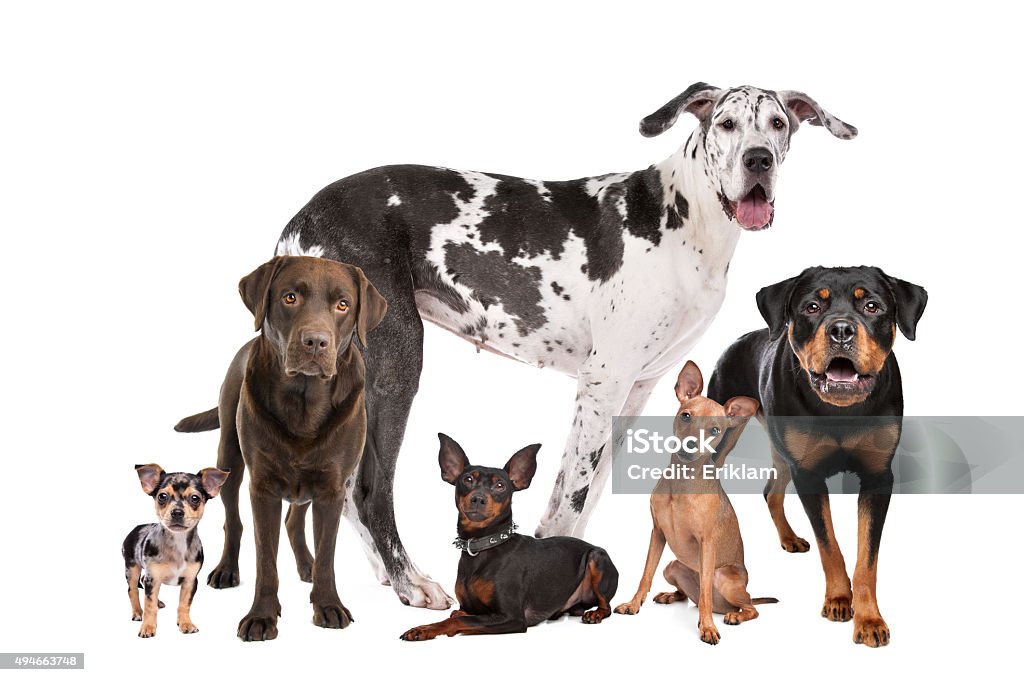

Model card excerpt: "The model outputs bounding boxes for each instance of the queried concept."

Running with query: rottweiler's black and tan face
[239,256,387,379]
[437,434,540,532]
[135,465,229,532]
[757,266,927,407]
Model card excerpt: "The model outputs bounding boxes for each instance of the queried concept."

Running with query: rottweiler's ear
[438,433,470,485]
[198,468,230,498]
[639,82,722,137]
[135,464,165,496]
[675,360,704,401]
[504,443,541,492]
[776,90,858,140]
[756,274,802,339]
[725,396,759,418]
[353,266,388,348]
[884,274,928,341]
[239,257,287,332]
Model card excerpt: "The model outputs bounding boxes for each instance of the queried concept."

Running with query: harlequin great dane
[275,83,857,609]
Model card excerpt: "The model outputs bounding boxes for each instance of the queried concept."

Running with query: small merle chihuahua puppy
[122,464,229,638]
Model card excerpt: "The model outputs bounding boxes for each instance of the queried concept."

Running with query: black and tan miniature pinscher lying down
[400,434,618,640]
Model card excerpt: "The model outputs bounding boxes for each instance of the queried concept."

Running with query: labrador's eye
[283,293,297,305]
[337,300,349,313]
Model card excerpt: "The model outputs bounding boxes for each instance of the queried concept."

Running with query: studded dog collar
[453,522,518,556]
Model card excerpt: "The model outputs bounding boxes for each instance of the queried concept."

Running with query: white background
[1,1,1021,679]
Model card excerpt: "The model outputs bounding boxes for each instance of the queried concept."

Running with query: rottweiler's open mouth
[811,357,877,395]
[734,184,774,230]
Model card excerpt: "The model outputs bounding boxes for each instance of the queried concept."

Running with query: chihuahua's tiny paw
[178,621,199,634]
[614,601,641,615]
[699,622,721,645]
[131,611,143,622]
[137,624,156,638]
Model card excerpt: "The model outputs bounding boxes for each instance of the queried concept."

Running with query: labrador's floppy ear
[352,266,388,348]
[756,273,804,339]
[776,90,858,140]
[882,272,928,341]
[135,464,165,496]
[438,433,471,485]
[503,443,541,492]
[239,257,287,332]
[639,82,722,137]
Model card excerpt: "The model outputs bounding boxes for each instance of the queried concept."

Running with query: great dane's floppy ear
[239,256,287,332]
[675,360,704,401]
[353,266,388,348]
[756,273,803,338]
[504,443,541,492]
[640,82,723,137]
[438,433,471,484]
[135,464,165,496]
[776,90,858,140]
[880,271,928,341]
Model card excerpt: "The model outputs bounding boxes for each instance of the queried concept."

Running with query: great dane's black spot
[623,166,666,245]
[443,243,547,336]
[570,485,589,513]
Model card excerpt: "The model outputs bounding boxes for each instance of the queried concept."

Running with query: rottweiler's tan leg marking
[614,526,666,615]
[765,448,810,553]
[177,561,201,634]
[851,474,893,647]
[806,493,853,622]
[127,564,143,621]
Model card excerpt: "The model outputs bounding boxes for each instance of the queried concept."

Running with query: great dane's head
[640,83,857,231]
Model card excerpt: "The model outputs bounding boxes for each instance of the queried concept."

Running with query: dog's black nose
[170,508,185,520]
[470,493,487,508]
[301,330,330,354]
[828,320,856,344]
[743,147,774,173]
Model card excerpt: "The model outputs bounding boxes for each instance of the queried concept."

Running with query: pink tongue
[825,363,858,382]
[736,190,773,229]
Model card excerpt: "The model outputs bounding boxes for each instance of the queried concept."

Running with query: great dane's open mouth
[721,183,774,231]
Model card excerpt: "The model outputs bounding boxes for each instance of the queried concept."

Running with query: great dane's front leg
[572,377,659,537]
[310,493,353,629]
[536,364,638,538]
[851,470,893,647]
[237,486,283,642]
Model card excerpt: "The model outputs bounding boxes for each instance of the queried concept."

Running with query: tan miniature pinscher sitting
[614,360,775,644]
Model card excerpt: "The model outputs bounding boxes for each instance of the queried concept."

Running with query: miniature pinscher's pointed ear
[724,396,759,418]
[675,360,704,402]
[882,272,928,341]
[353,265,388,348]
[239,256,287,332]
[504,443,541,492]
[198,468,231,498]
[135,464,165,496]
[438,433,471,484]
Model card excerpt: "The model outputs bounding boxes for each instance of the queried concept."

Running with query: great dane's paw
[312,602,353,629]
[614,600,642,615]
[780,535,811,553]
[853,616,890,647]
[398,575,453,610]
[137,623,156,638]
[699,622,721,645]
[653,591,686,605]
[821,595,854,622]
[178,620,199,634]
[237,613,279,642]
[581,608,609,624]
[399,625,438,641]
[207,563,240,589]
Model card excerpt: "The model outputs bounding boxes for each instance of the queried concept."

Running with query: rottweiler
[708,266,927,647]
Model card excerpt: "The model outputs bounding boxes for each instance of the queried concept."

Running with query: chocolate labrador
[175,255,387,641]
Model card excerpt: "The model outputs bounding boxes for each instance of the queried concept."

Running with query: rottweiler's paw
[853,616,890,647]
[780,535,811,553]
[699,622,720,645]
[821,596,854,622]
[653,591,686,605]
[400,625,437,641]
[581,608,609,624]
[312,602,353,629]
[237,613,279,642]
[614,601,641,615]
[178,620,199,634]
[207,563,241,589]
[137,623,156,638]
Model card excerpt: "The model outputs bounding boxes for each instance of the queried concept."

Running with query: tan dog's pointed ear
[353,266,387,347]
[135,464,165,496]
[725,396,759,418]
[239,257,287,332]
[198,468,230,498]
[675,360,704,402]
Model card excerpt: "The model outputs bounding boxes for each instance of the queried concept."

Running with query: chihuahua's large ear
[353,266,388,348]
[438,433,471,484]
[198,468,230,499]
[724,396,759,419]
[756,272,804,339]
[640,82,722,137]
[882,273,928,341]
[675,360,704,402]
[135,464,165,496]
[776,90,858,140]
[239,257,287,332]
[504,443,541,492]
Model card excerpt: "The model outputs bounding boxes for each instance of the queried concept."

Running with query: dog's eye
[462,475,473,486]
[283,292,297,305]
[157,493,168,503]
[710,427,721,436]
[494,481,505,491]
[864,301,881,314]
[189,494,201,505]
[336,300,349,313]
[805,302,821,314]
[720,118,734,130]
[680,412,691,421]
[772,117,785,130]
